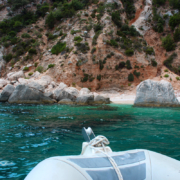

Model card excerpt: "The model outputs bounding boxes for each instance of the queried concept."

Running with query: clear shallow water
[0,103,180,179]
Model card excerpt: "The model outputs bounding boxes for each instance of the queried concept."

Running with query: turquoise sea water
[0,103,180,179]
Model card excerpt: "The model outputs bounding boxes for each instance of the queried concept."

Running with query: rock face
[134,80,180,107]
[8,85,55,104]
[0,84,15,102]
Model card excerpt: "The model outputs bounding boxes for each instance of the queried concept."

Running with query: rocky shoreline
[0,71,110,105]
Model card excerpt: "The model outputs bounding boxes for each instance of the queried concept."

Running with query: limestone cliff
[0,0,179,95]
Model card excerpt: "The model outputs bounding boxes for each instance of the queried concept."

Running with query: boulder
[8,84,55,104]
[134,80,180,107]
[28,81,45,92]
[79,88,90,95]
[53,82,68,100]
[30,71,40,79]
[58,87,79,101]
[36,75,52,88]
[0,84,15,102]
[7,71,24,81]
[44,91,54,99]
[18,78,30,84]
[76,94,94,105]
[0,79,8,89]
[93,95,110,104]
[58,99,74,105]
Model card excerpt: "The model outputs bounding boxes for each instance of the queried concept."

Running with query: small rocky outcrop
[8,84,55,104]
[134,79,180,107]
[0,84,15,102]
[58,99,74,105]
[93,95,110,104]
[75,94,94,105]
[57,87,79,101]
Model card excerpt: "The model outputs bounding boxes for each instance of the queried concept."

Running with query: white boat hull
[25,149,180,180]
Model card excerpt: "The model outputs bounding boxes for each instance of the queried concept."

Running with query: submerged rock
[58,99,74,105]
[8,85,55,104]
[0,84,15,102]
[134,80,180,107]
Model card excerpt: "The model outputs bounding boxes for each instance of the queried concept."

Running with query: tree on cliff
[8,0,34,11]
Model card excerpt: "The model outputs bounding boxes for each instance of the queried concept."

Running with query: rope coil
[81,135,123,180]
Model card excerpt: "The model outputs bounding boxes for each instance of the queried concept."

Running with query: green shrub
[94,24,103,32]
[91,47,96,54]
[145,47,154,55]
[34,62,38,67]
[35,66,43,73]
[121,0,135,19]
[21,33,31,38]
[74,36,83,42]
[169,0,180,10]
[115,65,119,70]
[125,49,134,56]
[164,69,169,72]
[128,73,134,81]
[97,74,101,81]
[71,29,81,34]
[151,59,157,67]
[121,24,139,36]
[75,42,89,53]
[162,34,175,51]
[48,33,58,40]
[176,77,180,80]
[8,31,16,37]
[23,67,29,71]
[126,60,132,69]
[3,53,12,62]
[29,48,37,55]
[119,61,125,69]
[164,74,169,78]
[46,12,55,29]
[92,30,101,45]
[174,25,180,42]
[110,39,118,47]
[169,13,180,30]
[48,64,55,68]
[28,72,33,76]
[51,42,66,55]
[111,10,122,27]
[133,70,140,78]
[163,53,177,69]
[153,0,166,6]
[99,60,104,70]
[81,74,89,82]
[91,13,95,18]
